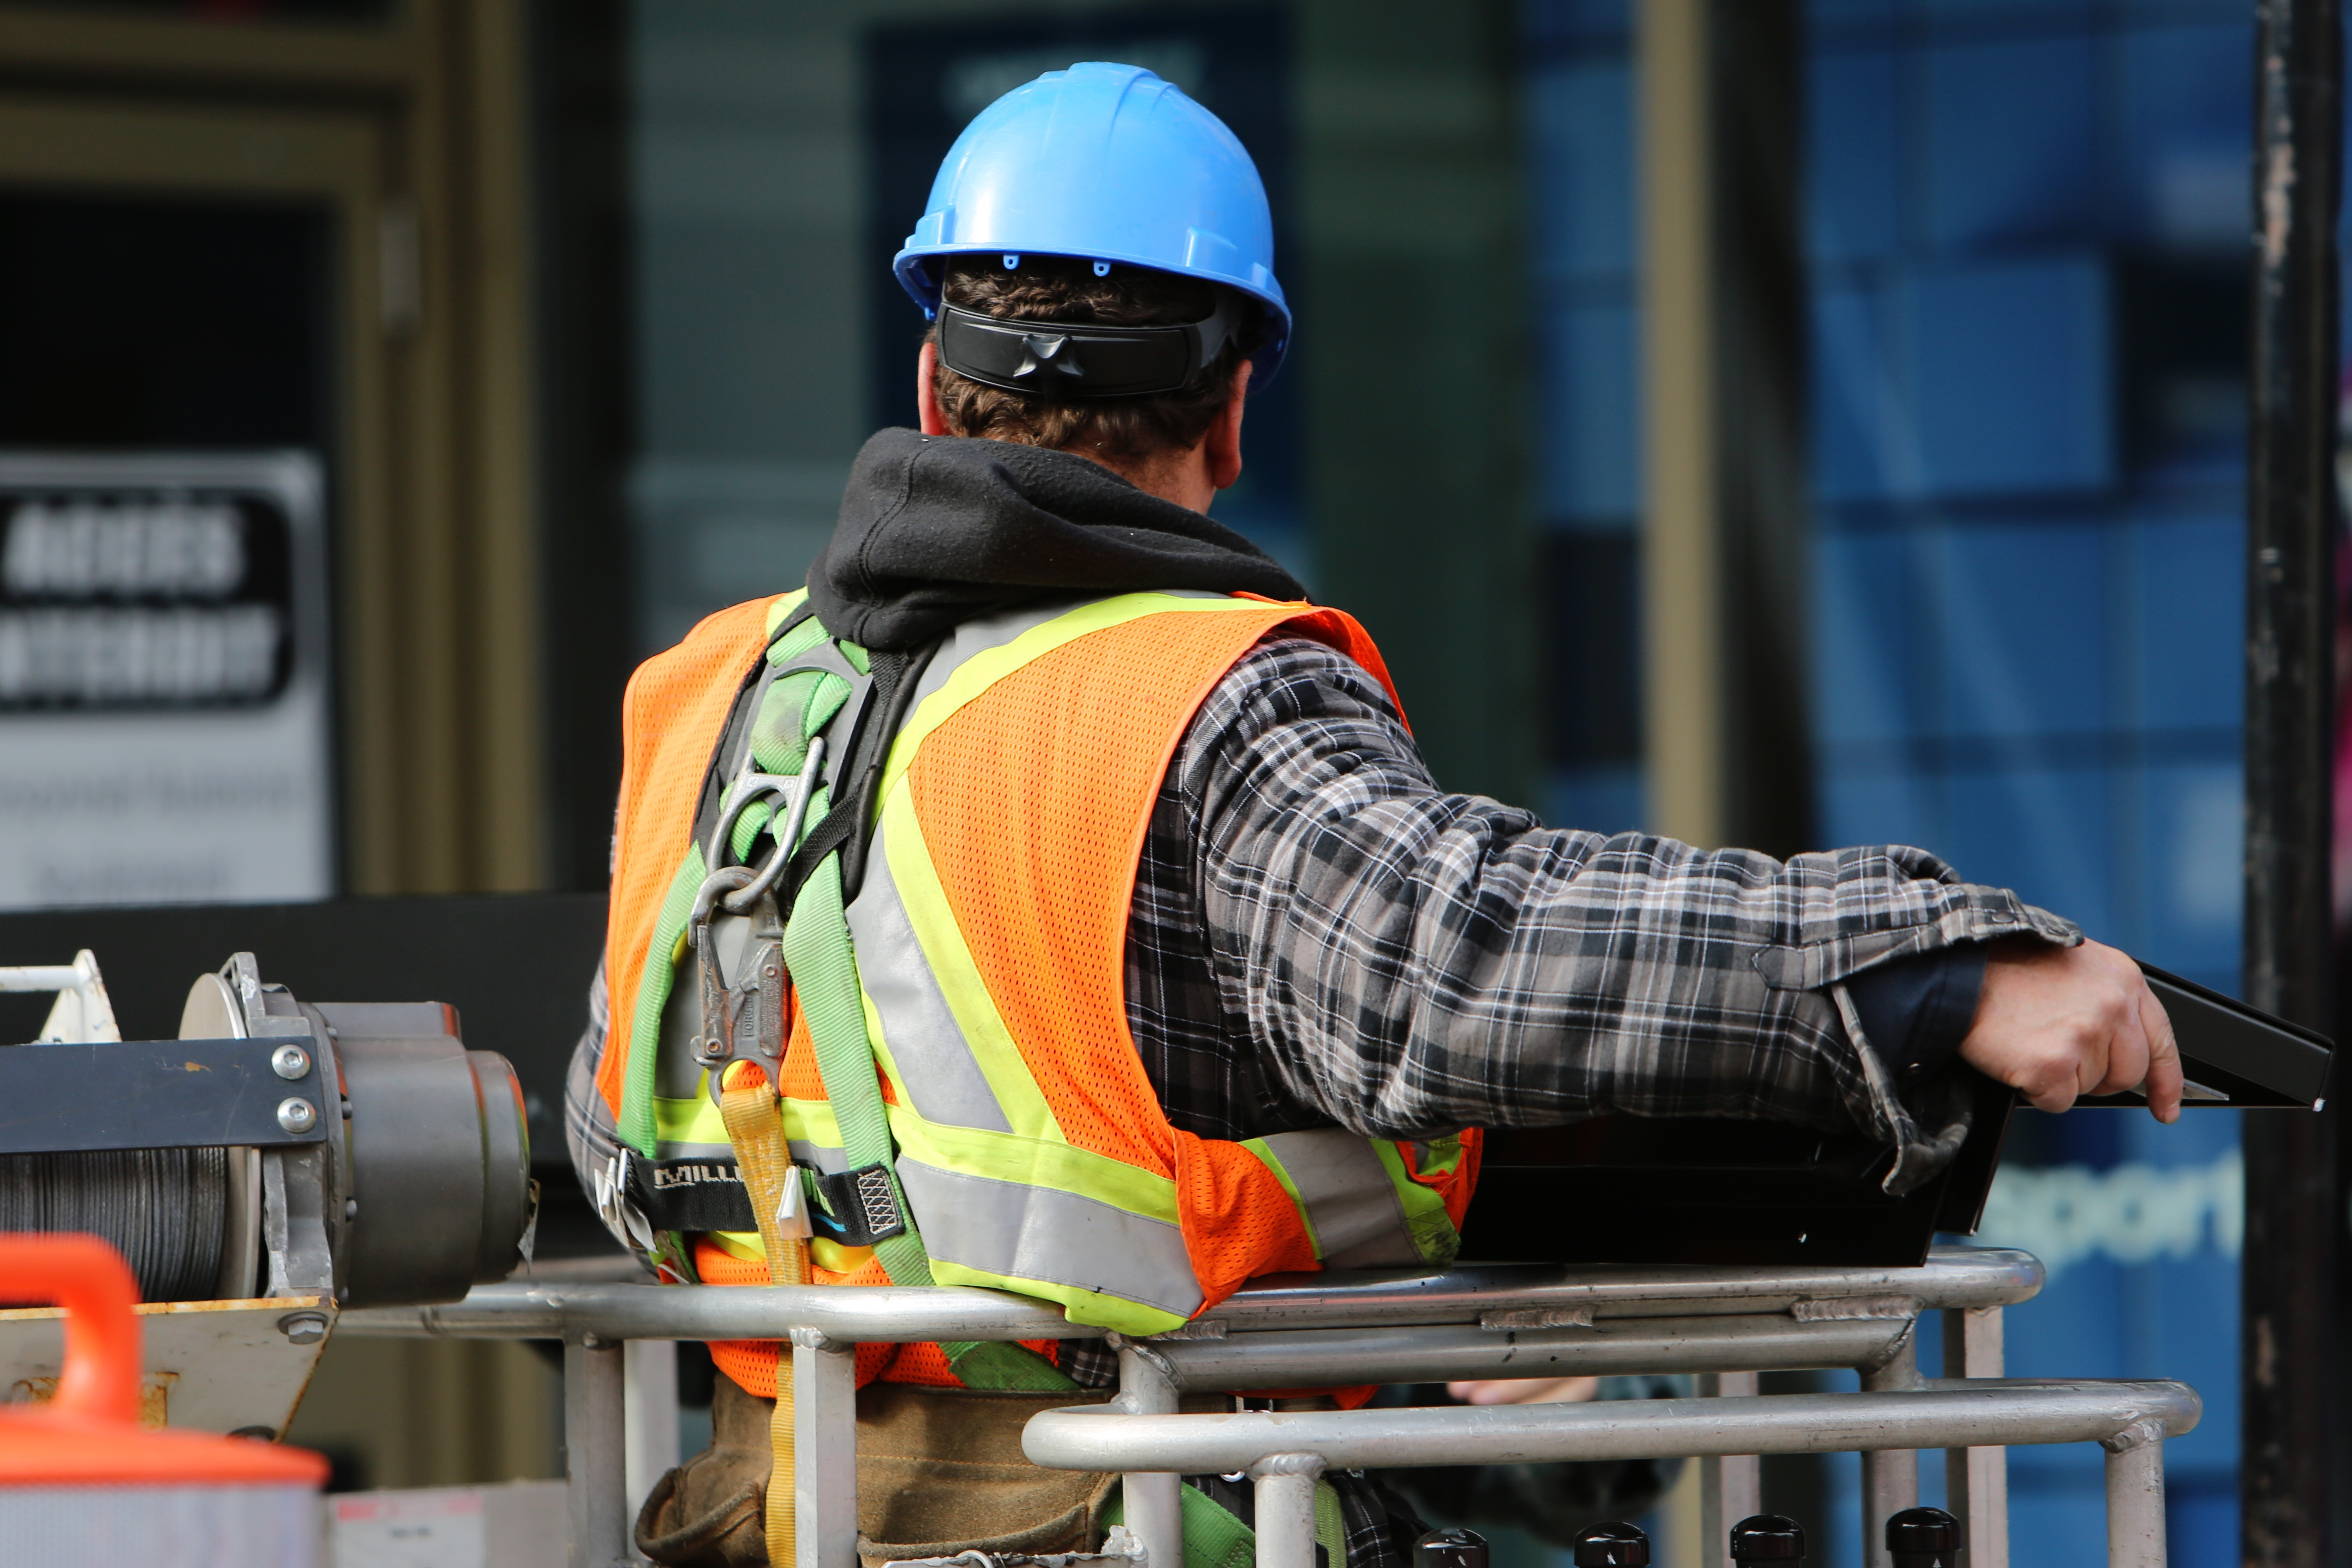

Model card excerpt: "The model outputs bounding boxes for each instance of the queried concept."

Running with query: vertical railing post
[1860,1325,1922,1568]
[2103,1429,2168,1568]
[1697,1371,1761,1567]
[624,1338,681,1532]
[1250,1454,1325,1568]
[1942,1306,2007,1568]
[565,1334,630,1568]
[793,1328,860,1568]
[1116,1338,1184,1568]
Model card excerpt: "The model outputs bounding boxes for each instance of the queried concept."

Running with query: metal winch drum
[0,951,533,1310]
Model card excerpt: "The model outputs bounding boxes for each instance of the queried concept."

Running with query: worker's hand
[1445,1377,1602,1406]
[1957,938,2181,1122]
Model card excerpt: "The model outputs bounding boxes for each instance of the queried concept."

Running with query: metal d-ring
[710,732,828,873]
[722,736,825,915]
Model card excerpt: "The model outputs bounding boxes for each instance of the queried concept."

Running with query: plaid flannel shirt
[568,629,2078,1566]
[1125,635,2074,1178]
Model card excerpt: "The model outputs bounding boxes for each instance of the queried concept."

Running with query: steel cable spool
[0,1147,230,1303]
[0,952,534,1311]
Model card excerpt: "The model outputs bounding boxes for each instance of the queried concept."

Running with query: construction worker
[566,62,2180,1568]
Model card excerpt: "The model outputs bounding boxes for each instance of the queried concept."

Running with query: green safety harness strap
[748,608,1073,1393]
[1105,1476,1349,1568]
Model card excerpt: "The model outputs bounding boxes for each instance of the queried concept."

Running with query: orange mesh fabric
[689,1241,1063,1395]
[1173,1132,1318,1307]
[777,1010,822,1099]
[598,596,784,1119]
[695,1239,900,1394]
[904,603,1401,1171]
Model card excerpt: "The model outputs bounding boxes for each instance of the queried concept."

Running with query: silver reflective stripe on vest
[844,819,1012,1133]
[786,1139,847,1175]
[894,1157,1206,1320]
[655,1139,737,1161]
[1256,1130,1422,1267]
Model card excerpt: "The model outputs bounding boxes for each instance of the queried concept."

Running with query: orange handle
[0,1234,141,1425]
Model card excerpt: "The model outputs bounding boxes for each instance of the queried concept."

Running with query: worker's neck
[1068,442,1217,514]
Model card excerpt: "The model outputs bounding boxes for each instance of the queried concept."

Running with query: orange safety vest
[599,590,1482,1393]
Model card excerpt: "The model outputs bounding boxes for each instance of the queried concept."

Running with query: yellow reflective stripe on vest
[1370,1140,1464,1267]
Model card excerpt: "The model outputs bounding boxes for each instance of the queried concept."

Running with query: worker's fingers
[2021,1064,2081,1115]
[1445,1377,1601,1407]
[2089,977,2148,1101]
[2137,981,2183,1124]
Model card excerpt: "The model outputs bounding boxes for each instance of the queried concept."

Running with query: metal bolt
[270,1044,311,1081]
[276,1097,317,1135]
[276,1311,329,1345]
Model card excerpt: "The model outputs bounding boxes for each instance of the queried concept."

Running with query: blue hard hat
[894,62,1292,387]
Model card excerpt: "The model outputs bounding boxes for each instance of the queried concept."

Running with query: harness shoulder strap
[708,608,1072,1392]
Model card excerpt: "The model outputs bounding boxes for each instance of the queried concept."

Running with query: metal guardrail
[340,1246,2196,1568]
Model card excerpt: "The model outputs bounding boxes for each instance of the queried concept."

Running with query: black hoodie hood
[806,428,1305,651]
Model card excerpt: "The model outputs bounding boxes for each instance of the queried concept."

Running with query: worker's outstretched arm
[1175,636,2164,1183]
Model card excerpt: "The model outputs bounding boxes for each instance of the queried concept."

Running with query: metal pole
[1636,0,1811,855]
[1116,1340,1184,1568]
[1250,1455,1324,1568]
[1941,1307,2007,1568]
[1021,1381,2203,1476]
[793,1329,860,1568]
[2243,2,2343,1565]
[1698,1372,1761,1568]
[565,1336,630,1568]
[1860,1330,1922,1568]
[2103,1433,2168,1568]
[623,1339,680,1531]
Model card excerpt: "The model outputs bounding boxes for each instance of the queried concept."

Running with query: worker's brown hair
[927,255,1255,459]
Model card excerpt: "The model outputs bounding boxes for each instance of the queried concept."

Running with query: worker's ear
[1206,360,1250,492]
[917,340,949,437]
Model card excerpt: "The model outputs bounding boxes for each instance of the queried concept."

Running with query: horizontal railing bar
[1020,1380,2200,1474]
[340,1248,2037,1344]
[337,1280,1087,1343]
[1149,1312,1912,1390]
[1208,1249,2041,1332]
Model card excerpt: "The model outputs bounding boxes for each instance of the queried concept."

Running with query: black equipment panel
[0,1036,327,1153]
[1458,1071,2016,1269]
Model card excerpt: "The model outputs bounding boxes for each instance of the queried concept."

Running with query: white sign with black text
[0,452,334,908]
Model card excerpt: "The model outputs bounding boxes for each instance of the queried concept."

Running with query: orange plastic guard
[0,1231,327,1486]
[0,1234,141,1426]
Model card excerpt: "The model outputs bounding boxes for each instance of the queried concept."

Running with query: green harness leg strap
[782,784,1075,1393]
[1105,1477,1349,1568]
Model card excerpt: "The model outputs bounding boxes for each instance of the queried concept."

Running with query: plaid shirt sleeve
[1162,636,2080,1186]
